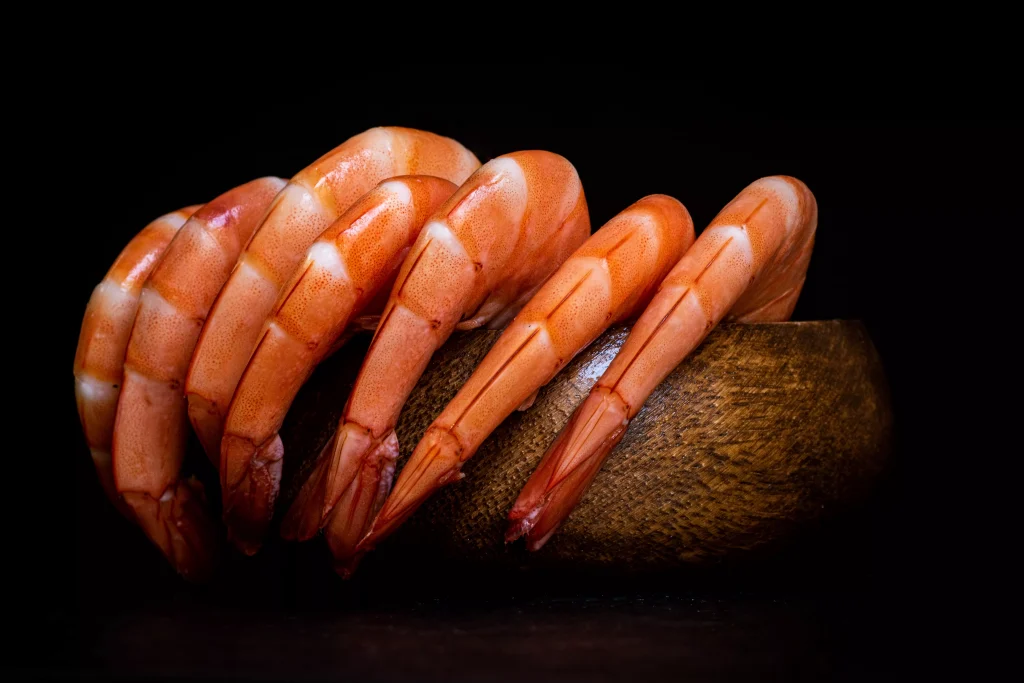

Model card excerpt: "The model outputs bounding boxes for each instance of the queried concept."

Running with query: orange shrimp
[506,176,818,550]
[185,128,479,463]
[74,206,198,519]
[281,151,590,572]
[219,176,458,554]
[112,177,285,580]
[353,195,696,566]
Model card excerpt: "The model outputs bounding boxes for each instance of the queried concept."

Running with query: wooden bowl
[281,321,892,571]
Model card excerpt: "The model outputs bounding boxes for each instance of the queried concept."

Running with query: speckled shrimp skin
[219,176,458,555]
[506,176,818,550]
[282,151,591,572]
[112,177,285,580]
[185,128,480,464]
[355,195,696,563]
[74,206,198,520]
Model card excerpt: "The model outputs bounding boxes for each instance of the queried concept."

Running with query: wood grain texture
[280,321,891,570]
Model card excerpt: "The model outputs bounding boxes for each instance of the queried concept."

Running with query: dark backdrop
[27,71,1010,680]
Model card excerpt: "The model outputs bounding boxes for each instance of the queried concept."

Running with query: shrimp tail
[322,424,397,521]
[355,427,464,555]
[123,477,219,581]
[281,426,399,546]
[221,434,283,555]
[506,387,629,550]
[324,431,399,576]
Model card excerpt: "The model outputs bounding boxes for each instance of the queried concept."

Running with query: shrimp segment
[355,195,695,558]
[506,176,818,550]
[185,128,479,462]
[74,207,198,518]
[220,176,458,554]
[282,151,590,573]
[112,177,285,580]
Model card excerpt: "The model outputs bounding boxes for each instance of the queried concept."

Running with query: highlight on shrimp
[281,150,591,573]
[185,128,479,465]
[219,176,458,554]
[74,206,199,520]
[352,194,697,564]
[111,177,285,579]
[506,175,818,550]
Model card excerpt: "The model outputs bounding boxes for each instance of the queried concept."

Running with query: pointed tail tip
[348,494,411,558]
[333,550,367,579]
[364,431,462,543]
[505,504,559,552]
[225,520,265,556]
[504,518,530,544]
[220,435,283,555]
[336,430,460,561]
[123,478,220,583]
[320,424,400,527]
[222,486,268,557]
[176,548,220,583]
[504,502,542,544]
[350,513,390,555]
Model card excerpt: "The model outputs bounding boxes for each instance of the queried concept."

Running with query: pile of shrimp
[74,126,817,580]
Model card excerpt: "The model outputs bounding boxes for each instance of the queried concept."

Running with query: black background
[21,70,1012,680]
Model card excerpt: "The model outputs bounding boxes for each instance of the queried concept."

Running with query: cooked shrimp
[185,128,479,463]
[282,151,590,572]
[506,176,818,550]
[354,195,696,564]
[112,177,285,579]
[74,206,198,519]
[220,176,457,554]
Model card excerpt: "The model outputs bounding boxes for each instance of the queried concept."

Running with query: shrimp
[74,206,198,519]
[220,176,458,554]
[353,195,696,564]
[506,176,818,550]
[112,177,286,580]
[185,128,479,463]
[281,151,590,573]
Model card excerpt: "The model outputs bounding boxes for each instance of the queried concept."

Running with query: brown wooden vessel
[281,321,891,570]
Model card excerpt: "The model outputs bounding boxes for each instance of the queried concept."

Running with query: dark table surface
[60,594,836,682]
[22,468,934,682]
